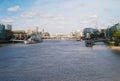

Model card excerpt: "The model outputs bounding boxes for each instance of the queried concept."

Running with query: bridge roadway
[93,39,106,42]
[42,36,77,40]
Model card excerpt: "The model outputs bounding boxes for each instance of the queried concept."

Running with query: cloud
[40,13,55,18]
[88,15,98,19]
[2,18,14,23]
[80,20,88,24]
[8,5,20,12]
[20,9,65,20]
[20,10,40,18]
[79,3,85,7]
[53,15,65,20]
[41,13,64,20]
[11,16,19,19]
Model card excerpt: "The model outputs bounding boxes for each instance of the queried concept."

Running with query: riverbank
[0,43,10,47]
[109,46,120,52]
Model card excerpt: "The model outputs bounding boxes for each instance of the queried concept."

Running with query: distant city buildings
[106,23,120,39]
[83,28,99,38]
[27,29,35,36]
[5,24,12,30]
[0,24,13,40]
[1,22,119,41]
[13,30,26,40]
[26,28,50,39]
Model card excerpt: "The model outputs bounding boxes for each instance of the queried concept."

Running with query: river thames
[0,40,120,81]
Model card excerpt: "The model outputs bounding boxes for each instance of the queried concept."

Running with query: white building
[39,28,44,34]
[5,24,12,30]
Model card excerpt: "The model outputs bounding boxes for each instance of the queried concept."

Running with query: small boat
[85,38,93,47]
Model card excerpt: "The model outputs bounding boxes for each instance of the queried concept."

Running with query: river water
[0,40,120,81]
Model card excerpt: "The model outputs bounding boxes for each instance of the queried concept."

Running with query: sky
[0,0,120,34]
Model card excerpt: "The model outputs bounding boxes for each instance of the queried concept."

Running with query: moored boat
[85,38,93,47]
[24,34,42,44]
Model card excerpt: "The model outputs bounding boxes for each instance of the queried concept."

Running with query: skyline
[0,0,120,34]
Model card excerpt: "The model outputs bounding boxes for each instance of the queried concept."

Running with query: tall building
[106,23,120,38]
[83,28,99,37]
[0,24,6,39]
[5,24,12,30]
[0,24,13,40]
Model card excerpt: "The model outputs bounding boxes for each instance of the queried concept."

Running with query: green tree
[90,33,99,39]
[99,33,105,38]
[112,30,120,46]
[112,30,120,39]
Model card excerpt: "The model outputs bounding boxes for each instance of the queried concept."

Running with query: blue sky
[0,0,120,34]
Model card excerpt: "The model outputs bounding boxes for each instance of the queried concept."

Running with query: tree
[112,30,120,46]
[112,30,120,39]
[99,33,105,38]
[90,33,99,39]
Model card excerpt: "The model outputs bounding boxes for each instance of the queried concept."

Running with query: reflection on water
[0,40,120,81]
